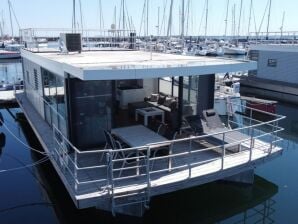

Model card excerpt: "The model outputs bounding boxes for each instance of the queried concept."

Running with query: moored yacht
[224,45,247,55]
[0,49,21,59]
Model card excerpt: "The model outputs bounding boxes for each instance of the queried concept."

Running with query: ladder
[106,150,151,216]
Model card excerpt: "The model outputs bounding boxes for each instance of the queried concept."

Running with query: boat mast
[78,0,83,35]
[181,0,185,41]
[280,11,285,40]
[113,6,117,29]
[139,0,146,36]
[157,6,160,36]
[8,0,14,38]
[0,11,3,40]
[160,0,168,36]
[72,0,76,32]
[98,0,104,33]
[185,0,190,36]
[224,0,229,39]
[204,0,209,42]
[125,3,132,30]
[167,0,174,38]
[266,0,272,40]
[247,0,253,38]
[122,0,125,30]
[232,4,236,39]
[146,0,149,37]
[237,0,243,44]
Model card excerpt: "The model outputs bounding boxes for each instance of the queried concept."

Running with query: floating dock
[0,90,18,108]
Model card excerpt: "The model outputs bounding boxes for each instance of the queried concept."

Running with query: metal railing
[19,28,137,52]
[50,100,285,196]
[248,31,298,45]
[14,87,285,213]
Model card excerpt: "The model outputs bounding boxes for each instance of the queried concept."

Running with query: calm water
[0,61,297,224]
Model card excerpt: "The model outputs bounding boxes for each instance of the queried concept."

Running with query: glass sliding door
[68,78,113,149]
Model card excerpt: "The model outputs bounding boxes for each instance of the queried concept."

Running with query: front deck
[16,92,284,216]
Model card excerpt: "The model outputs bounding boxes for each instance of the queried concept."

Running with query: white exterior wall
[143,78,158,96]
[23,58,45,119]
[256,50,298,84]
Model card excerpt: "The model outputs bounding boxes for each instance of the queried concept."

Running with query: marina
[0,75,296,222]
[0,0,298,223]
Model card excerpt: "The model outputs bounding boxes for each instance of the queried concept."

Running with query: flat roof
[21,49,257,80]
[250,44,298,53]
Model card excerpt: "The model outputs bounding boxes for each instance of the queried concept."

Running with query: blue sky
[1,0,297,36]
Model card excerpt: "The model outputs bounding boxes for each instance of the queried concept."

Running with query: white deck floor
[16,92,283,211]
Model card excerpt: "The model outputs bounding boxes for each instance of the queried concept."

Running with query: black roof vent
[59,33,82,53]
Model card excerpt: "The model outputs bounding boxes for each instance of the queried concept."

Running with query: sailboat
[223,0,247,55]
[223,45,247,55]
[0,0,21,59]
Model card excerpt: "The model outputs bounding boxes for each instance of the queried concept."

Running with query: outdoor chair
[202,109,250,152]
[184,109,250,153]
[150,129,178,172]
[114,140,146,177]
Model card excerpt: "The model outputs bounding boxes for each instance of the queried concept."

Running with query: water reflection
[0,132,6,159]
[17,114,278,224]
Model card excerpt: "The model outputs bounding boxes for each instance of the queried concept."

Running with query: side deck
[15,92,284,216]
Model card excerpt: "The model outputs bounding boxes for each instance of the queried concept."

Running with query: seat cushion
[150,93,159,102]
[157,95,166,105]
[164,97,173,107]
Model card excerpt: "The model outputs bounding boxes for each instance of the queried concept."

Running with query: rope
[0,202,54,214]
[3,153,50,192]
[0,157,49,173]
[0,120,48,156]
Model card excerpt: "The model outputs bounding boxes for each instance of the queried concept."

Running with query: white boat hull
[0,50,21,59]
[224,47,246,55]
[214,96,241,115]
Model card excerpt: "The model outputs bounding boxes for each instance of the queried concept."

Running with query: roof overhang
[21,49,257,80]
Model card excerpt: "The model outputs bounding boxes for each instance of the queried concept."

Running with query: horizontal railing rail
[14,88,286,198]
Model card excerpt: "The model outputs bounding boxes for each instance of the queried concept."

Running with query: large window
[267,59,277,67]
[68,78,113,149]
[182,76,199,117]
[42,68,67,137]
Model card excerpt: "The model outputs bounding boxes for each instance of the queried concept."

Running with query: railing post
[52,125,56,160]
[106,151,113,196]
[188,139,192,178]
[275,120,279,149]
[249,108,253,127]
[74,149,78,192]
[249,127,254,161]
[221,133,225,170]
[269,120,277,154]
[146,146,151,207]
[169,142,173,172]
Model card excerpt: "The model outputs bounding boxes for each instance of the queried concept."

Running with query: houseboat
[16,32,285,217]
[241,45,298,105]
